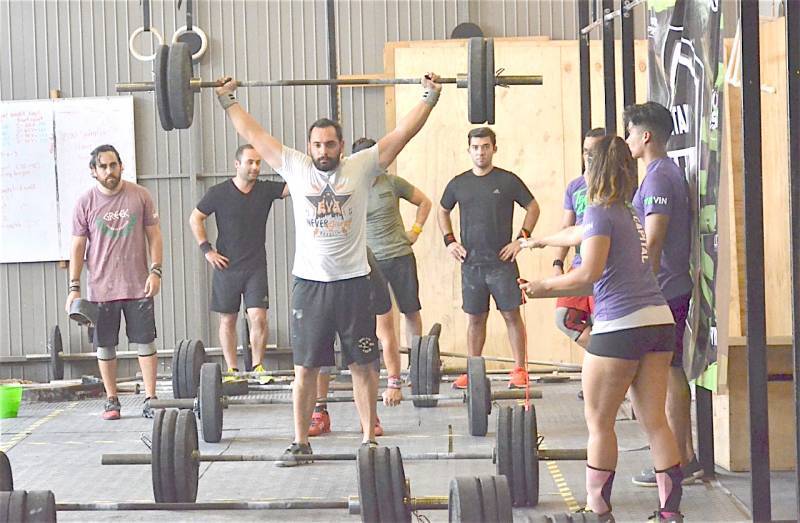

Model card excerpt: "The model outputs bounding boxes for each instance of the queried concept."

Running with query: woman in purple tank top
[519,136,684,522]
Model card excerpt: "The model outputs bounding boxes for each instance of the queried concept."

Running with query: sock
[656,463,683,514]
[585,464,615,514]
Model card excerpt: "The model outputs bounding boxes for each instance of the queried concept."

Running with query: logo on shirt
[628,205,650,264]
[644,195,669,206]
[304,183,353,238]
[95,208,137,238]
[574,188,588,217]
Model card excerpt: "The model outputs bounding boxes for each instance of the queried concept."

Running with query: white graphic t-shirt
[277,145,380,282]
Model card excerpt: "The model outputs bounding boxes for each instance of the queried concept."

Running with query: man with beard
[65,144,163,420]
[213,72,442,464]
[189,145,288,381]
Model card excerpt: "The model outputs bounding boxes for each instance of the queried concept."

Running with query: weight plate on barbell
[183,339,206,399]
[8,490,26,522]
[425,333,441,401]
[467,357,489,436]
[409,335,425,407]
[174,409,199,503]
[448,476,482,522]
[159,408,179,503]
[23,490,56,523]
[167,42,194,129]
[493,475,514,522]
[48,325,63,382]
[154,44,174,131]
[0,451,12,491]
[467,37,486,124]
[524,405,540,506]
[495,406,512,489]
[510,404,526,506]
[171,339,187,398]
[389,447,410,522]
[477,475,499,523]
[237,315,252,372]
[356,446,379,523]
[151,409,165,502]
[373,447,395,522]
[199,363,223,443]
[485,38,495,125]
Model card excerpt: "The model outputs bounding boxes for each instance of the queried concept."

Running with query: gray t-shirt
[582,202,667,322]
[366,174,415,261]
[276,145,380,282]
[632,157,692,300]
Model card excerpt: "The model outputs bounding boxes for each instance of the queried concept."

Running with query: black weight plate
[448,476,483,523]
[485,38,495,124]
[151,408,165,502]
[477,475,498,523]
[356,446,379,523]
[418,335,431,407]
[0,492,10,521]
[184,339,206,399]
[222,379,249,397]
[8,490,26,522]
[428,323,442,337]
[154,44,174,131]
[494,476,514,522]
[199,363,223,443]
[388,447,410,523]
[159,409,178,503]
[174,409,199,503]
[495,406,512,482]
[175,31,203,57]
[0,451,12,491]
[426,333,441,400]
[510,405,526,506]
[373,447,395,522]
[524,405,540,506]
[166,42,194,129]
[24,490,56,522]
[409,335,424,407]
[467,357,489,436]
[467,37,486,124]
[171,339,187,399]
[450,22,484,39]
[48,325,63,381]
[237,315,252,371]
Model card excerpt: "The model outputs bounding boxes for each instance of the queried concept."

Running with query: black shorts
[93,298,157,347]
[290,276,380,368]
[211,267,269,313]
[587,323,675,360]
[376,253,422,314]
[367,261,392,316]
[667,293,691,368]
[461,261,522,314]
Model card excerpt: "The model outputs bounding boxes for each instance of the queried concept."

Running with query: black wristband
[552,259,564,269]
[200,241,213,254]
[443,233,456,247]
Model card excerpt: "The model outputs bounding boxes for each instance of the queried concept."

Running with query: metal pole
[620,0,636,110]
[57,500,350,511]
[601,0,617,133]
[578,0,592,140]
[739,1,771,520]
[785,0,800,515]
[325,0,339,121]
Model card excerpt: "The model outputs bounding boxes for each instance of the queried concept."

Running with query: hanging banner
[647,0,726,386]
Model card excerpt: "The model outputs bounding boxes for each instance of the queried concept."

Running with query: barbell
[153,358,540,442]
[116,37,544,130]
[101,405,585,507]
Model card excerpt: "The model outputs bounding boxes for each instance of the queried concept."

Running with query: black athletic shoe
[275,442,313,467]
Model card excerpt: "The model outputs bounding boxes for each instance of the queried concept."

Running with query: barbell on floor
[117,37,543,130]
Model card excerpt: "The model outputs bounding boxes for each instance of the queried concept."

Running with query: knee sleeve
[132,342,157,357]
[96,346,117,361]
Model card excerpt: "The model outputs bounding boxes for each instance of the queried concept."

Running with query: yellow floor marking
[541,435,582,511]
[0,402,77,453]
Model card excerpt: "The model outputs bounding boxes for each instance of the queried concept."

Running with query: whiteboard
[0,96,136,263]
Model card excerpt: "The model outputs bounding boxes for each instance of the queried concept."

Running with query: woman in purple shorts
[519,136,683,523]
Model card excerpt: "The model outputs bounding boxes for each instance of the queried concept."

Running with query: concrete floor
[1,379,756,522]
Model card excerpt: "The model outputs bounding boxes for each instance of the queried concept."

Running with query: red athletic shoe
[308,410,331,436]
[374,416,384,437]
[102,396,121,420]
[508,367,529,389]
[452,373,468,389]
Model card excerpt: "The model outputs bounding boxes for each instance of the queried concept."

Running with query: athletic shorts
[667,293,691,368]
[92,298,157,347]
[461,261,521,314]
[211,267,269,313]
[290,276,380,368]
[375,253,422,314]
[555,295,595,340]
[587,323,675,360]
[367,250,392,316]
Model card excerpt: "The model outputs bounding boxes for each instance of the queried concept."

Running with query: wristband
[387,375,402,390]
[516,227,531,240]
[552,259,564,269]
[69,285,80,293]
[421,86,440,107]
[217,92,238,110]
[150,267,163,278]
[443,233,456,247]
[200,241,213,254]
[411,223,423,235]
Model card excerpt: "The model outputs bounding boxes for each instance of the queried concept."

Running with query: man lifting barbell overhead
[189,145,288,383]
[437,127,540,390]
[213,72,442,465]
[64,145,163,421]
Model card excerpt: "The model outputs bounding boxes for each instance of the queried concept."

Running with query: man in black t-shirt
[189,144,288,377]
[438,127,540,389]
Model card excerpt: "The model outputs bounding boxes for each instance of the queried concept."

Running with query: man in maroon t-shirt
[65,144,163,420]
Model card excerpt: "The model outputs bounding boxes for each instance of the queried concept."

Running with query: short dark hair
[352,138,376,154]
[307,118,343,142]
[89,144,122,169]
[467,127,496,146]
[235,144,255,162]
[623,102,673,144]
[585,127,606,139]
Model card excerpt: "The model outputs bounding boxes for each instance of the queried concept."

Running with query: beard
[312,155,340,172]
[100,175,121,190]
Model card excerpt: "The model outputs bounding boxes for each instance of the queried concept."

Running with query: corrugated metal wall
[0,0,736,381]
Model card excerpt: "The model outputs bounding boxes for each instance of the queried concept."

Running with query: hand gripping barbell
[116,37,543,130]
